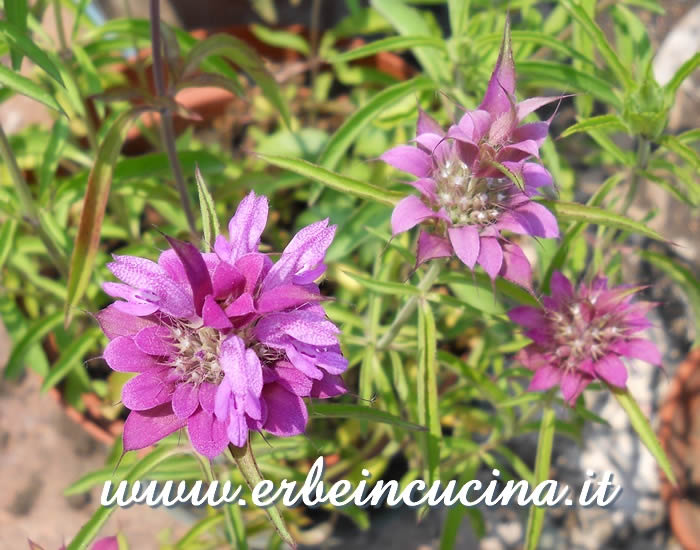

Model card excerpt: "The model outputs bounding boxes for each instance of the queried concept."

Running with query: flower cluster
[509,271,661,404]
[96,192,347,458]
[381,20,560,288]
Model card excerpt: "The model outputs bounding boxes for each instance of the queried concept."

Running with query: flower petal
[528,365,561,391]
[417,108,444,135]
[560,371,589,405]
[608,339,662,365]
[594,354,628,387]
[95,304,154,340]
[91,537,120,550]
[257,284,323,314]
[122,403,186,452]
[172,382,200,419]
[211,261,244,299]
[203,295,233,329]
[121,368,175,411]
[477,237,504,279]
[275,363,313,396]
[503,201,559,238]
[499,242,533,290]
[262,383,308,437]
[224,292,255,318]
[227,191,269,262]
[256,310,340,347]
[508,305,545,328]
[380,145,432,177]
[416,231,452,266]
[391,195,437,236]
[188,408,229,458]
[134,326,174,356]
[448,225,480,269]
[104,336,161,372]
[550,271,574,304]
[311,372,347,399]
[479,20,516,116]
[165,236,214,317]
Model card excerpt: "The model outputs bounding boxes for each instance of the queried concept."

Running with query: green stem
[376,261,442,350]
[0,124,67,277]
[149,0,198,239]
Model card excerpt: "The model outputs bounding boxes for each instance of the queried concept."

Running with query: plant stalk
[376,261,443,350]
[149,0,198,239]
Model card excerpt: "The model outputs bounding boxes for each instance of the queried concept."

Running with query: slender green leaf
[664,52,700,99]
[4,311,64,379]
[525,407,556,550]
[329,36,444,63]
[562,0,634,88]
[0,63,63,112]
[181,33,290,126]
[65,106,153,325]
[540,200,666,241]
[370,0,449,82]
[440,457,480,550]
[447,0,470,37]
[250,24,310,55]
[4,0,28,70]
[71,0,91,39]
[418,300,441,486]
[344,271,421,296]
[40,327,102,392]
[311,403,427,431]
[0,21,65,86]
[38,117,69,199]
[658,134,700,171]
[0,218,18,271]
[517,60,622,109]
[257,154,403,206]
[319,76,435,170]
[560,114,628,138]
[611,386,677,485]
[65,446,181,550]
[174,516,225,550]
[195,166,220,250]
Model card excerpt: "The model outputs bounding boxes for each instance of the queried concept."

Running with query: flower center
[170,324,225,386]
[432,155,511,227]
[548,299,624,372]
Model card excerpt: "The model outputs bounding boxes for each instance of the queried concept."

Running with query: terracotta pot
[658,348,700,550]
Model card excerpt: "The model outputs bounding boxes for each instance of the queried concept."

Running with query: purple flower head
[29,536,119,550]
[508,271,661,405]
[381,18,561,288]
[96,191,347,458]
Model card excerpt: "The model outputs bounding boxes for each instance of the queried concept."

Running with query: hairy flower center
[548,299,624,372]
[432,156,511,227]
[170,324,225,385]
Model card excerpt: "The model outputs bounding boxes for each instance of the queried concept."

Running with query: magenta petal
[506,201,559,238]
[275,363,313,397]
[123,403,186,452]
[407,178,437,201]
[227,191,269,262]
[508,306,545,328]
[414,133,450,163]
[560,372,589,404]
[158,248,187,284]
[257,284,323,314]
[172,383,200,419]
[455,110,492,142]
[165,236,214,317]
[416,231,452,266]
[90,537,119,550]
[198,382,217,413]
[227,411,249,447]
[121,369,175,411]
[477,237,504,279]
[516,96,563,121]
[212,261,244,299]
[102,282,160,317]
[391,195,437,236]
[220,335,254,396]
[550,271,574,304]
[528,365,561,391]
[95,304,154,340]
[203,295,233,329]
[522,162,553,190]
[594,354,628,387]
[479,19,516,117]
[311,372,347,399]
[262,383,308,437]
[417,108,444,135]
[499,139,540,161]
[448,225,480,269]
[104,336,160,372]
[224,292,255,317]
[499,242,533,290]
[380,145,432,177]
[134,326,173,356]
[187,408,229,458]
[513,121,549,146]
[608,339,662,366]
[256,311,340,347]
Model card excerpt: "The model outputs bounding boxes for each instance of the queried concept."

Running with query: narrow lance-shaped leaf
[664,52,700,100]
[560,114,628,138]
[611,386,677,485]
[0,21,65,86]
[418,300,441,487]
[195,166,220,251]
[40,327,103,392]
[524,407,556,550]
[181,34,291,126]
[0,63,63,112]
[64,106,154,326]
[318,76,436,171]
[311,403,427,431]
[229,442,296,549]
[328,36,444,63]
[4,0,28,70]
[4,311,65,379]
[0,219,18,272]
[257,154,403,206]
[539,200,667,242]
